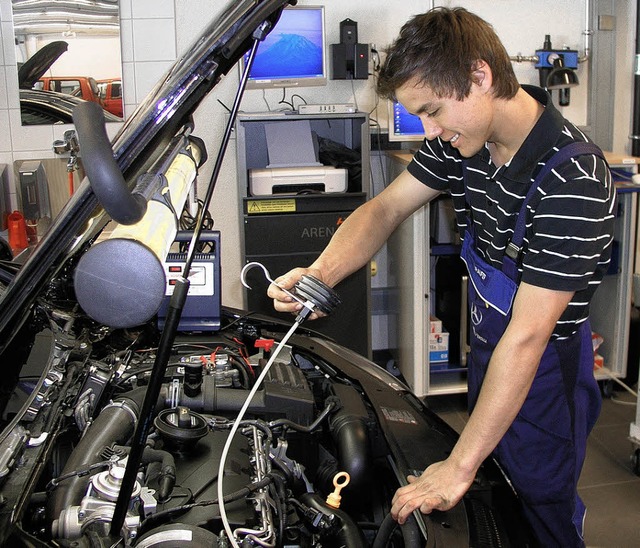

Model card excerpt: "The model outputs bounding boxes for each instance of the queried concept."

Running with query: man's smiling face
[395,71,495,158]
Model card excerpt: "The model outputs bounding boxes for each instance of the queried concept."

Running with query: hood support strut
[109,24,270,538]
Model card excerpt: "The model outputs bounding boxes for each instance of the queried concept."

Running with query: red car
[36,76,104,108]
[97,78,123,118]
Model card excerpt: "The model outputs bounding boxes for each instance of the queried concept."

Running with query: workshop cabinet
[236,112,372,357]
[387,151,640,397]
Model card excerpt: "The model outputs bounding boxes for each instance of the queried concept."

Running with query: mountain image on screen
[251,34,322,79]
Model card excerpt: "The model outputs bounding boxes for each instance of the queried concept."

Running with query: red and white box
[429,330,449,363]
[430,315,442,334]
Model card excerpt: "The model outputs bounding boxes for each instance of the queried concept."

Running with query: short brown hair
[377,7,519,101]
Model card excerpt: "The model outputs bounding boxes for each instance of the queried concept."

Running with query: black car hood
[19,88,121,122]
[17,40,68,89]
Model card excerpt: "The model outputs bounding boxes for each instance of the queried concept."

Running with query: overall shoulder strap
[505,141,605,261]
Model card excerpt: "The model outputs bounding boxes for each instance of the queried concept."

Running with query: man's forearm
[308,169,441,288]
[448,332,543,477]
[309,199,398,287]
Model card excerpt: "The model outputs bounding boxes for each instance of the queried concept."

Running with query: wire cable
[217,319,303,547]
[598,367,638,399]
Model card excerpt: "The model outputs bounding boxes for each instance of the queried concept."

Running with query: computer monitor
[242,5,327,90]
[387,99,425,142]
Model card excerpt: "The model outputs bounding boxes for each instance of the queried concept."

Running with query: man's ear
[471,60,492,91]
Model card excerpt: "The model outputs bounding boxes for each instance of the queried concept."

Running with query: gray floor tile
[581,480,640,547]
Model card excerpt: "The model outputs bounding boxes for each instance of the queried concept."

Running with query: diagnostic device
[157,231,221,331]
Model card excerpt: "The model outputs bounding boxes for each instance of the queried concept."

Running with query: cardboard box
[593,353,604,370]
[429,315,442,334]
[429,350,449,363]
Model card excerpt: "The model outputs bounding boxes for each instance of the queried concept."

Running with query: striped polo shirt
[407,85,616,339]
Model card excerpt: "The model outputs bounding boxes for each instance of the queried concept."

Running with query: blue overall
[459,143,603,547]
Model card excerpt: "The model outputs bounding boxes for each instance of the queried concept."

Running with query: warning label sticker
[380,407,418,425]
[247,199,296,214]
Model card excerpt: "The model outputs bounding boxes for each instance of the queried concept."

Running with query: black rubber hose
[113,444,177,503]
[72,101,147,225]
[144,448,176,502]
[300,492,367,548]
[47,388,148,520]
[330,411,369,487]
[372,513,422,548]
[328,384,371,489]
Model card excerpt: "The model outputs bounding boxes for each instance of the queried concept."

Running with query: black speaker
[340,18,358,44]
[331,44,348,80]
[353,43,369,79]
[331,43,368,80]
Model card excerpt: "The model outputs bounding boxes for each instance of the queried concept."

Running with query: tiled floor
[426,388,640,547]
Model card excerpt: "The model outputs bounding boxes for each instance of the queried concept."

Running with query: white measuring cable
[218,263,316,547]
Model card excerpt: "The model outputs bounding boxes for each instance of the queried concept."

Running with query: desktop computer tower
[243,193,371,358]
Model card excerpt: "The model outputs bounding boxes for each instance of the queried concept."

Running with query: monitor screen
[243,5,327,90]
[387,99,425,142]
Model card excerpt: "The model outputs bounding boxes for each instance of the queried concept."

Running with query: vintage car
[0,1,536,546]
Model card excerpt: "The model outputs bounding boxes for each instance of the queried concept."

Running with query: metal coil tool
[241,261,342,322]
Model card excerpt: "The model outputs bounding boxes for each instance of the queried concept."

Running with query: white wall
[0,0,636,310]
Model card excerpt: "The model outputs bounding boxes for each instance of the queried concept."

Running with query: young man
[268,7,615,546]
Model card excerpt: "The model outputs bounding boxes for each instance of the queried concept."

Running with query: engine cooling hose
[142,447,176,503]
[372,513,422,548]
[299,492,367,548]
[112,444,176,503]
[72,101,147,225]
[328,384,371,489]
[48,388,150,519]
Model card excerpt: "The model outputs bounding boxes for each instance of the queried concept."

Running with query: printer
[249,165,348,196]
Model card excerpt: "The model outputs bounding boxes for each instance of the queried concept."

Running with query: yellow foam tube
[74,142,201,328]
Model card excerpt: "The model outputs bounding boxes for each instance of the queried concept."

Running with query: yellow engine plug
[325,471,351,509]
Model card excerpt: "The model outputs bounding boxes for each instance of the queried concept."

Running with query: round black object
[134,523,219,547]
[154,407,208,448]
[74,238,166,328]
[295,274,342,315]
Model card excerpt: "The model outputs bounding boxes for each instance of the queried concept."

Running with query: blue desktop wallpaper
[393,101,424,136]
[249,10,324,80]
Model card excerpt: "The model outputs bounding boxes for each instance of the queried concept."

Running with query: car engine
[1,308,431,547]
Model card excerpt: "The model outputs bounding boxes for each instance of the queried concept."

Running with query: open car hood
[0,0,291,349]
[17,40,68,89]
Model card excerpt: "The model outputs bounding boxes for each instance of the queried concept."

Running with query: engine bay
[0,310,420,546]
[0,304,535,547]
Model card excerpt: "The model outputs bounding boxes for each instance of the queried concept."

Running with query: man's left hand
[390,459,475,524]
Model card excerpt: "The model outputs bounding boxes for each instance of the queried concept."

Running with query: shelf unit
[387,151,640,397]
[235,111,372,357]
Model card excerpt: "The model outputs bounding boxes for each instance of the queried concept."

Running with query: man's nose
[421,118,443,140]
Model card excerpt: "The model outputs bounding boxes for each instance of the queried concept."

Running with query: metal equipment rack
[387,151,640,401]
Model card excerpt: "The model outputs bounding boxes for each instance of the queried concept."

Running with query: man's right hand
[267,266,327,319]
